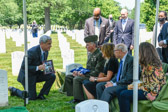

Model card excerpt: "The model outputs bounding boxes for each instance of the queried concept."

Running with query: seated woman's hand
[98,73,105,78]
[127,82,143,90]
[146,93,156,101]
[127,84,133,90]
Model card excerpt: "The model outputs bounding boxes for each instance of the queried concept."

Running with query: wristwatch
[94,77,98,82]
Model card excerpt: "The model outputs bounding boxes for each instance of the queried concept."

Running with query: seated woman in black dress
[82,43,119,99]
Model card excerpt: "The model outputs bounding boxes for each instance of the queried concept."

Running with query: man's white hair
[121,9,128,14]
[39,35,52,44]
[115,43,128,52]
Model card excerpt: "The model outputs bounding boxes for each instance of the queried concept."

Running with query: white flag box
[66,63,82,75]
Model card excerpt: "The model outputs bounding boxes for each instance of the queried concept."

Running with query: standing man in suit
[108,14,116,43]
[96,43,133,103]
[158,22,168,63]
[113,9,134,55]
[8,35,56,100]
[152,11,167,61]
[84,8,110,46]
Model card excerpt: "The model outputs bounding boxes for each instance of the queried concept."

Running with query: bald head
[109,14,113,19]
[121,9,128,19]
[33,20,36,24]
[93,8,101,20]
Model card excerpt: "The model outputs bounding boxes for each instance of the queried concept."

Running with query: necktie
[122,19,126,25]
[42,52,45,62]
[95,21,100,41]
[116,60,123,82]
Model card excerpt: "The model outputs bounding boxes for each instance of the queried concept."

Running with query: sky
[115,0,145,10]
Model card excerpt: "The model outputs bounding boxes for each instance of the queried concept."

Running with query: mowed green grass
[0,33,87,112]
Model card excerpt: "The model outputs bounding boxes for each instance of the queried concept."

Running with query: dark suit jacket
[84,16,110,45]
[113,18,134,48]
[158,22,168,63]
[158,22,168,42]
[109,20,116,31]
[17,45,48,84]
[111,54,133,86]
[103,20,116,43]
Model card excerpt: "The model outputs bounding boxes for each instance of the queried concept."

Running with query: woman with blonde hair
[117,42,166,112]
[83,43,119,99]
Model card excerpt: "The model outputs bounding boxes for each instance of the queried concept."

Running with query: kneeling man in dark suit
[9,35,56,100]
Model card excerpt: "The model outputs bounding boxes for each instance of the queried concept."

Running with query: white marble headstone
[75,99,109,112]
[0,69,8,107]
[28,38,39,49]
[62,49,74,69]
[5,29,11,39]
[0,31,6,53]
[139,29,152,43]
[14,30,24,47]
[11,51,24,76]
[57,32,75,68]
[45,30,52,36]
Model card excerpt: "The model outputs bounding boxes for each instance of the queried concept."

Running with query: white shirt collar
[122,17,128,22]
[40,46,45,55]
[121,52,128,64]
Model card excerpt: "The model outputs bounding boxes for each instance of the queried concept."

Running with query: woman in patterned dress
[117,42,166,112]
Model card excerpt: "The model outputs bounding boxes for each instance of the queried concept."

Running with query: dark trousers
[162,48,168,64]
[121,39,132,55]
[64,75,74,96]
[32,32,38,38]
[110,32,114,43]
[64,75,88,101]
[118,90,147,112]
[12,73,56,100]
[128,48,132,55]
[156,48,163,61]
[96,82,127,103]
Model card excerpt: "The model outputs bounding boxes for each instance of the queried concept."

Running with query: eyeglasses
[93,14,100,18]
[114,50,120,52]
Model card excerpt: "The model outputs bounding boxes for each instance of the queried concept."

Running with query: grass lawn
[0,33,87,112]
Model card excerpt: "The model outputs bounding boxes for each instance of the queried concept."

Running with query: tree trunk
[44,7,51,33]
[80,20,83,29]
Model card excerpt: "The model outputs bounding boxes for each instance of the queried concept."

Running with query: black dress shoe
[37,95,46,100]
[72,106,75,109]
[8,86,14,96]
